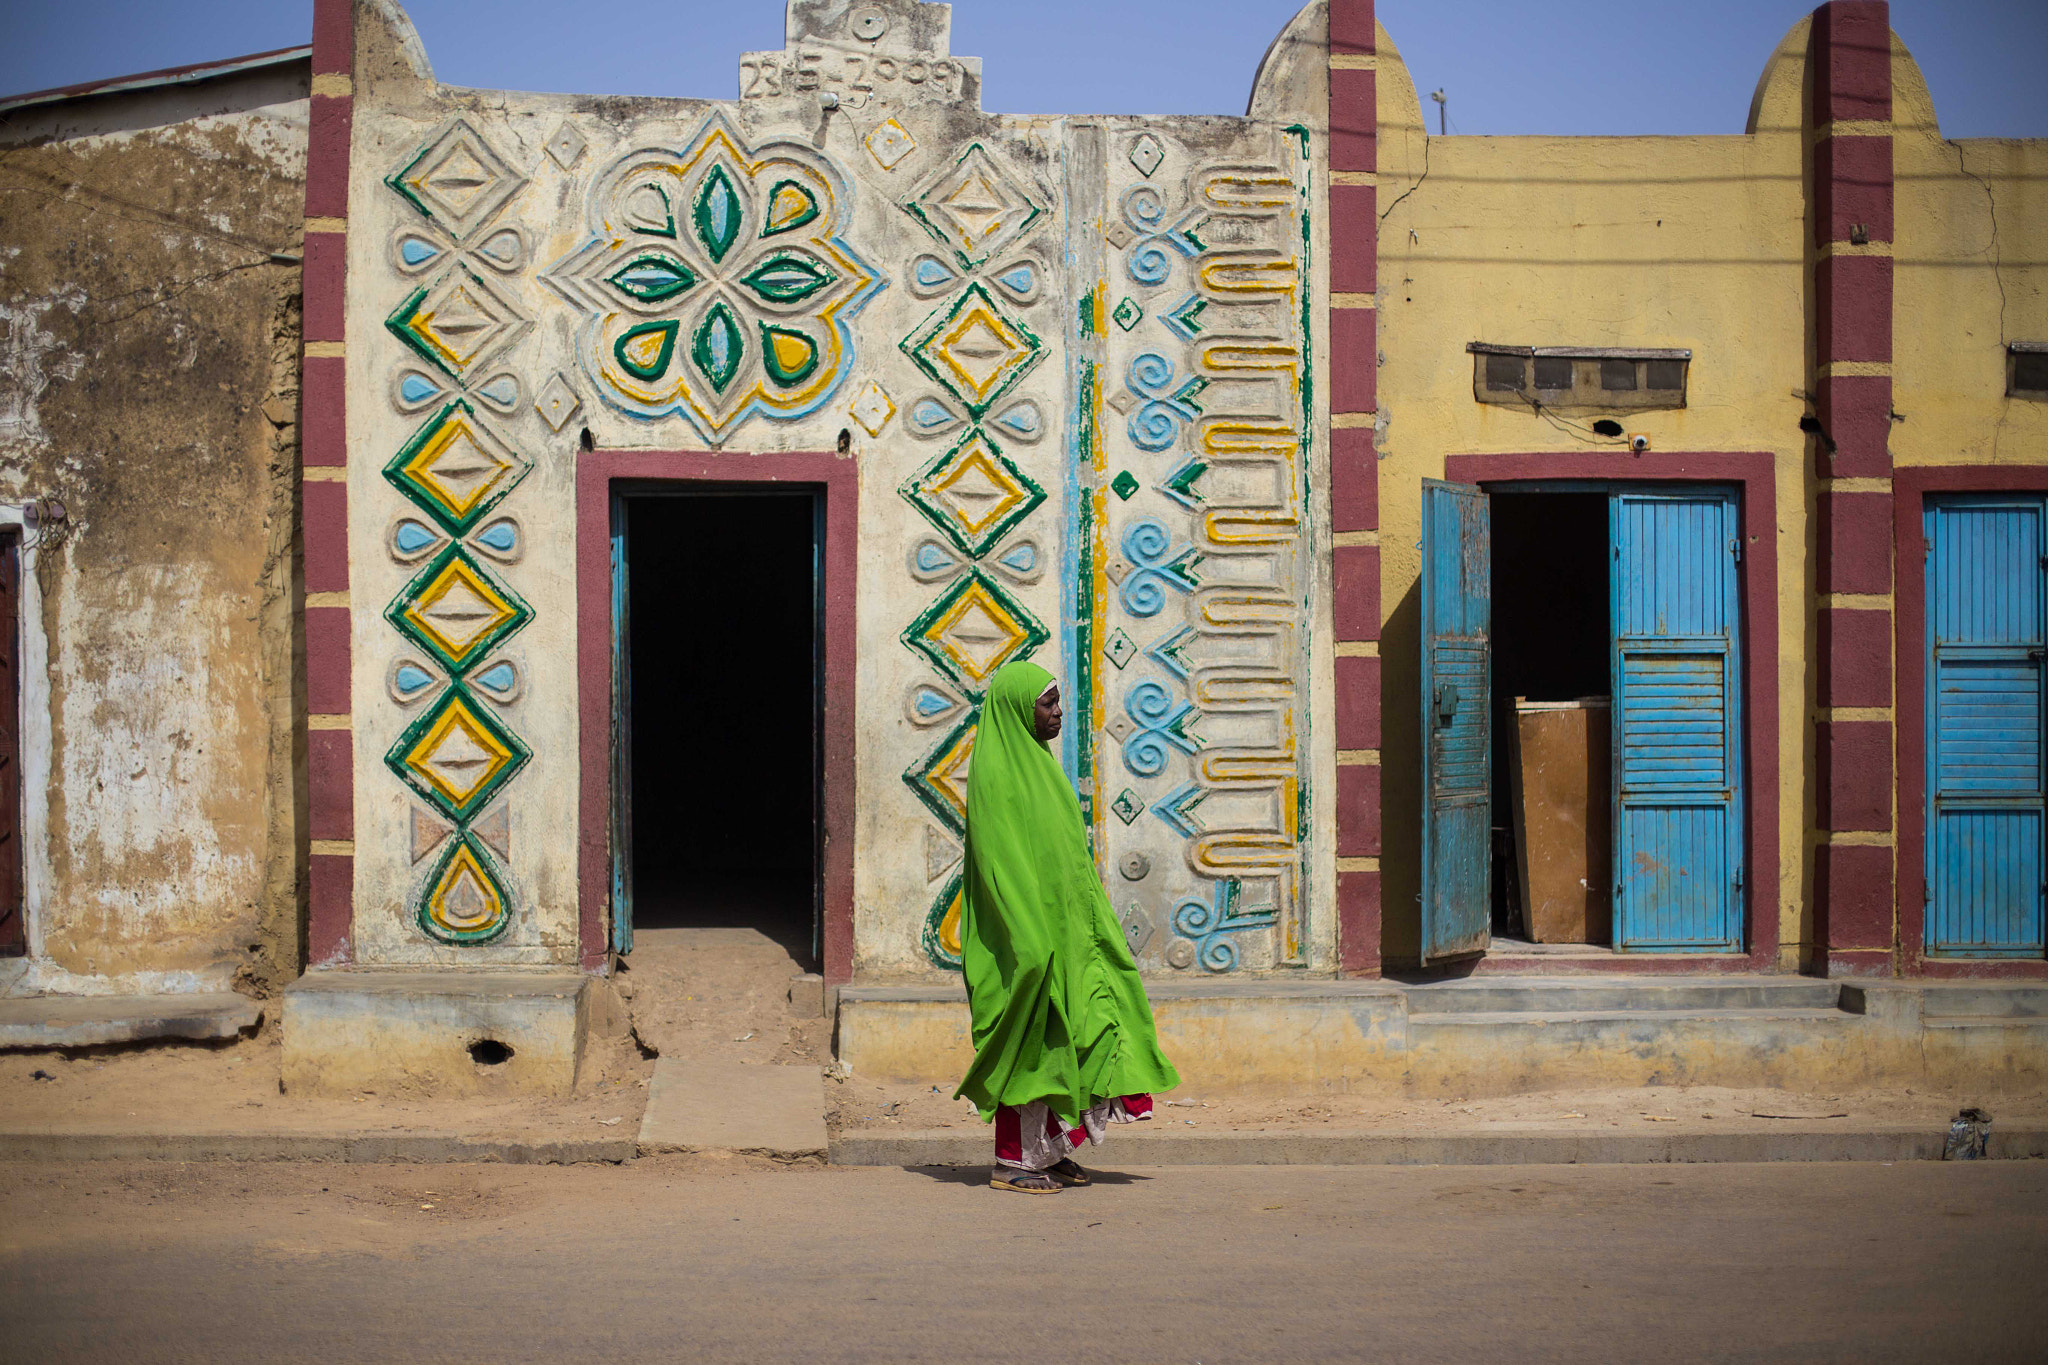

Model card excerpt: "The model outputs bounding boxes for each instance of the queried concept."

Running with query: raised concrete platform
[838,976,2048,1096]
[831,1123,2048,1167]
[637,1059,827,1160]
[0,992,262,1049]
[281,970,589,1098]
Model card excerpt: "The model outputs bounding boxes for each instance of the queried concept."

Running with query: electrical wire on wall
[1512,389,1631,447]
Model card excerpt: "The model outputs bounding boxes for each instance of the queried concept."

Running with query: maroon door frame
[1442,451,1782,974]
[1894,466,2048,980]
[576,451,858,982]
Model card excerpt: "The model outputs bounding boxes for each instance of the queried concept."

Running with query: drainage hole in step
[470,1039,515,1065]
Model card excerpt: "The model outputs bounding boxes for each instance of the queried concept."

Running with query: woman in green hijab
[955,659,1180,1194]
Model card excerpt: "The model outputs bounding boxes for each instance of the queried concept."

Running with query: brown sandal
[991,1168,1062,1194]
[1048,1158,1091,1186]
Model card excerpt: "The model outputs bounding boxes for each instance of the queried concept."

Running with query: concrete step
[0,992,263,1049]
[1400,977,1842,1016]
[831,1125,2048,1167]
[1410,1006,1853,1029]
[636,1058,826,1160]
[1914,984,2048,1020]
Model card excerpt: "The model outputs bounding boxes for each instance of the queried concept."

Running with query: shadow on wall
[1380,579,1423,969]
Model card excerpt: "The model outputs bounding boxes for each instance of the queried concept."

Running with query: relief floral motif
[543,111,883,442]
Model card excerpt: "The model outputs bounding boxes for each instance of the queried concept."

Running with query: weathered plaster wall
[1890,36,2048,468]
[1371,19,1813,969]
[0,75,310,994]
[338,0,1333,981]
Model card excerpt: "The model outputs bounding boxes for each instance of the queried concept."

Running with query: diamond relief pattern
[386,120,529,242]
[865,118,917,171]
[905,713,977,833]
[900,282,1044,419]
[903,569,1049,696]
[385,544,534,677]
[905,143,1044,270]
[891,143,1056,971]
[900,432,1045,558]
[849,379,895,436]
[386,264,532,380]
[386,686,532,825]
[381,119,537,949]
[384,400,532,536]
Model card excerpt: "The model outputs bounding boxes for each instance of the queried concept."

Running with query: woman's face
[1033,685,1063,742]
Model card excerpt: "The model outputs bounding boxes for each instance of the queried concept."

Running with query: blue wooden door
[1609,488,1743,951]
[1420,479,1491,962]
[1925,496,2048,957]
[609,494,635,956]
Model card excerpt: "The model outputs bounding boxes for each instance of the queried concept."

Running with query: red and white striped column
[1808,0,1897,976]
[1328,0,1382,975]
[301,0,356,966]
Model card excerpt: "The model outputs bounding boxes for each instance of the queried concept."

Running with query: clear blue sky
[6,0,2043,137]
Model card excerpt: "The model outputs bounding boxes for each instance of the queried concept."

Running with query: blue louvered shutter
[1420,479,1491,962]
[1925,496,2047,957]
[1610,488,1743,951]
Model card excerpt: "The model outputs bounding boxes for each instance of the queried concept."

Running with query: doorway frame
[576,450,858,982]
[1895,466,2048,980]
[0,505,51,966]
[1443,450,1780,974]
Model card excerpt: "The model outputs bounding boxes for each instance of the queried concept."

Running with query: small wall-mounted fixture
[850,4,888,41]
[1849,223,1870,246]
[1468,343,1690,412]
[2010,342,2048,399]
[21,497,66,531]
[1628,433,1651,453]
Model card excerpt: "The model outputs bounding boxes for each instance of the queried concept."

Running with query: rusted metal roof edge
[0,45,313,117]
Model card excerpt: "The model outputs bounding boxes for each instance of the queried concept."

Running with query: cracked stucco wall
[0,72,310,995]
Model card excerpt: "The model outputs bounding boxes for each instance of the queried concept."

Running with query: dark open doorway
[1488,491,1610,943]
[619,490,819,964]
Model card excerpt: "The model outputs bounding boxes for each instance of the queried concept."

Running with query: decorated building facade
[4,0,2044,1094]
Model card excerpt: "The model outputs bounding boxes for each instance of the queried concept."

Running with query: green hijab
[953,659,1180,1124]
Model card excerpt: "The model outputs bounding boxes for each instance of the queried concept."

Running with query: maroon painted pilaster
[300,0,355,968]
[1809,1,1897,975]
[1817,488,1891,594]
[1326,0,1380,976]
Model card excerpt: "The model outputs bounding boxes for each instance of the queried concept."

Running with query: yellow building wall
[1368,20,1816,968]
[1891,36,2048,468]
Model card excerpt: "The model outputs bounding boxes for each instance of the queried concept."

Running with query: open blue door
[1420,479,1491,962]
[1925,495,2048,957]
[1609,488,1743,951]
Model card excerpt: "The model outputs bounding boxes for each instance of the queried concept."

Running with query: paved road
[3,1158,2044,1362]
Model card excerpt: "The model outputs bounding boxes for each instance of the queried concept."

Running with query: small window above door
[1468,344,1690,412]
[2010,343,2048,399]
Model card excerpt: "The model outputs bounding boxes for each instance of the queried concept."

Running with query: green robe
[954,660,1180,1124]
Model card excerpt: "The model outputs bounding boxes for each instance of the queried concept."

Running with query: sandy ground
[614,926,829,1067]
[826,1071,2048,1140]
[3,1158,2046,1362]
